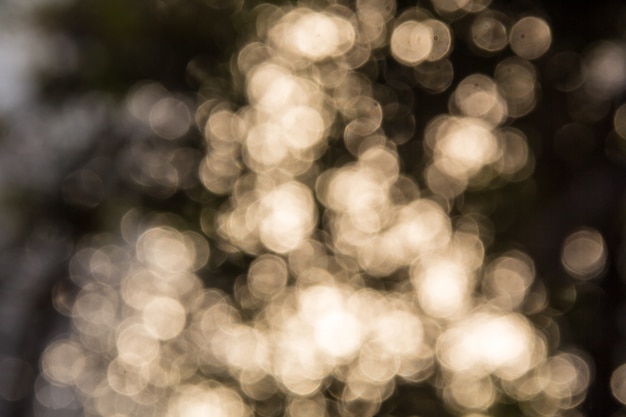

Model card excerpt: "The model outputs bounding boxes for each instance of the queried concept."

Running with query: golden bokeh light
[269,10,356,62]
[452,74,507,124]
[611,363,626,405]
[431,116,500,180]
[495,57,538,118]
[437,310,542,380]
[471,10,508,53]
[561,228,607,280]
[35,3,597,417]
[424,19,452,61]
[431,0,491,18]
[509,16,552,60]
[149,97,191,140]
[414,59,454,93]
[412,257,473,319]
[390,20,434,66]
[614,103,626,139]
[583,41,626,99]
[483,250,535,310]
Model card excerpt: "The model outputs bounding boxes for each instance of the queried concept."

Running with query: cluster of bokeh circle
[36,0,626,416]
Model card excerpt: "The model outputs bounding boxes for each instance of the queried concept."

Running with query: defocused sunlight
[31,1,603,417]
[561,228,607,281]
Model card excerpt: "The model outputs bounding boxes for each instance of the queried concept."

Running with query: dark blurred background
[1,0,626,416]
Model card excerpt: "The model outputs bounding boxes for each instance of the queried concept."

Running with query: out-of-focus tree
[2,1,626,417]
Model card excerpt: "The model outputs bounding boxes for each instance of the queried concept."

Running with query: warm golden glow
[495,57,537,118]
[413,257,472,319]
[269,10,356,61]
[432,116,500,180]
[472,10,508,53]
[509,16,552,60]
[561,228,607,280]
[259,181,317,253]
[36,4,594,417]
[390,20,433,66]
[437,311,542,380]
[483,250,535,310]
[453,74,507,124]
[584,41,626,98]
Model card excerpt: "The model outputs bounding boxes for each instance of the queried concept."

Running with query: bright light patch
[137,227,195,272]
[611,363,626,405]
[561,228,607,280]
[314,310,363,359]
[168,384,248,417]
[390,21,433,66]
[434,117,499,179]
[414,259,471,319]
[142,296,186,340]
[278,11,355,61]
[259,182,316,253]
[438,312,537,380]
[509,16,551,60]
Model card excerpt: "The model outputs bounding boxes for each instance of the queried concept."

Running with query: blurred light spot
[41,340,85,386]
[483,250,535,310]
[424,19,452,61]
[34,375,78,410]
[561,228,607,280]
[430,116,500,181]
[73,286,118,328]
[137,227,196,272]
[126,81,168,124]
[614,103,626,139]
[356,8,387,48]
[247,63,314,112]
[299,285,363,360]
[453,74,507,124]
[370,309,424,358]
[287,395,327,417]
[343,96,384,136]
[541,352,591,405]
[472,11,508,53]
[584,41,626,98]
[509,17,551,60]
[279,105,326,150]
[259,182,317,253]
[438,311,539,380]
[107,356,150,395]
[431,0,471,15]
[445,375,495,410]
[142,296,186,340]
[495,127,532,179]
[116,321,160,364]
[390,21,433,66]
[248,254,288,299]
[314,309,362,359]
[494,57,537,118]
[386,199,452,262]
[414,59,454,93]
[149,97,191,140]
[270,10,356,61]
[611,363,626,405]
[357,0,396,21]
[413,258,472,319]
[168,383,249,417]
